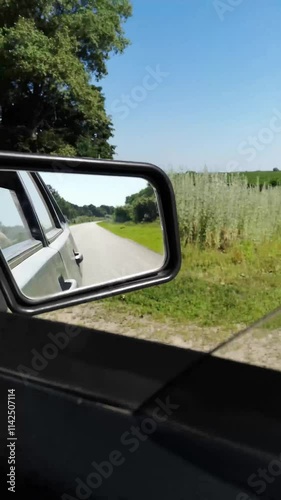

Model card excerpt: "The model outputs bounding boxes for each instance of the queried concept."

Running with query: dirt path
[213,328,281,371]
[40,302,234,348]
[40,303,281,372]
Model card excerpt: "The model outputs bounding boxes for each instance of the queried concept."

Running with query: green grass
[182,170,281,188]
[98,221,164,254]
[175,170,281,185]
[237,170,281,187]
[101,172,281,331]
[103,238,281,330]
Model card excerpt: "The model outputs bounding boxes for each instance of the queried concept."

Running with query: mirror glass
[0,171,166,299]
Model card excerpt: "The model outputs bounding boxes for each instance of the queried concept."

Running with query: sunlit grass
[99,172,281,330]
[98,221,164,254]
[103,238,281,329]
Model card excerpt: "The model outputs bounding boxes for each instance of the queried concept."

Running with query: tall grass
[170,172,281,249]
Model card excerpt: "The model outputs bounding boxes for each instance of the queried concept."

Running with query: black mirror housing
[0,152,181,315]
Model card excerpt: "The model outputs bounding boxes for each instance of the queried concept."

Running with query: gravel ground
[40,302,281,372]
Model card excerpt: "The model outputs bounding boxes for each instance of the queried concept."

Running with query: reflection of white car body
[0,172,83,299]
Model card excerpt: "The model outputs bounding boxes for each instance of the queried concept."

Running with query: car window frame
[0,171,70,269]
[31,173,67,227]
[18,172,64,244]
[3,239,44,270]
[0,172,45,267]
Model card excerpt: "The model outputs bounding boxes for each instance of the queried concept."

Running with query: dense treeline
[114,184,159,224]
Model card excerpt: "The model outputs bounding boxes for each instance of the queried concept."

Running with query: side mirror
[0,152,181,315]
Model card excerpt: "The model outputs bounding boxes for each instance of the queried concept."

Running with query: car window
[19,172,55,234]
[0,187,32,249]
[2,2,281,378]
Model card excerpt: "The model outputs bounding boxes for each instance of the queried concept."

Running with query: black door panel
[0,313,280,499]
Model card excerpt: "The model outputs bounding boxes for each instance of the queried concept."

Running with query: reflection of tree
[125,185,154,205]
[115,184,158,224]
[114,206,132,223]
[131,197,158,223]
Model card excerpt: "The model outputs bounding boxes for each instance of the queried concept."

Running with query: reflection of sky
[0,188,24,227]
[40,173,148,206]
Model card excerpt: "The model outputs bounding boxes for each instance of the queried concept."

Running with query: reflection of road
[70,222,164,286]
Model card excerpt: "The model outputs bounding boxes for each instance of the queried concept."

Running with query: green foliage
[114,183,158,223]
[114,205,132,223]
[0,0,132,156]
[103,170,281,329]
[125,185,154,205]
[131,196,158,223]
[104,238,281,329]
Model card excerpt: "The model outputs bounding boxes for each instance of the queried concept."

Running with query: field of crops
[171,172,281,250]
[98,170,281,331]
[45,170,281,342]
[240,170,281,187]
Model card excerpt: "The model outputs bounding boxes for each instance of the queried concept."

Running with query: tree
[132,197,158,223]
[273,168,280,172]
[0,0,132,157]
[99,205,115,216]
[125,184,154,205]
[114,206,132,223]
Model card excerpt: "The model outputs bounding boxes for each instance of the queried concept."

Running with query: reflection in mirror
[0,171,165,299]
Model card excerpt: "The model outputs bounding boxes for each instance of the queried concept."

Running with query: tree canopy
[114,183,159,224]
[0,0,132,157]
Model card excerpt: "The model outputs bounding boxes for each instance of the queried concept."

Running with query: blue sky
[41,173,148,206]
[99,0,281,173]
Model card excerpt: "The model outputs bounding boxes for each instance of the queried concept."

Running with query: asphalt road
[70,222,164,287]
